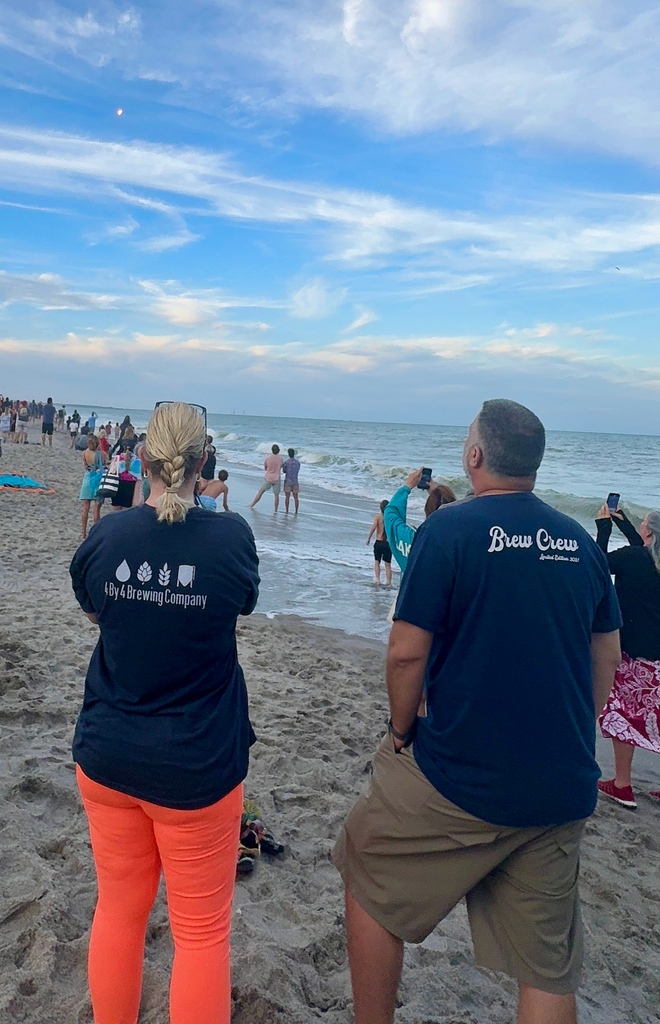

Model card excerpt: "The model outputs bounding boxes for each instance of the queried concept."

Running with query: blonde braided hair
[144,403,206,524]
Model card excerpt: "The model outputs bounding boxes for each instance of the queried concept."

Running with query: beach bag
[97,456,120,499]
[87,452,104,497]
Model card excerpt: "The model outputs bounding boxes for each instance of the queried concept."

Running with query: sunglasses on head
[154,401,208,434]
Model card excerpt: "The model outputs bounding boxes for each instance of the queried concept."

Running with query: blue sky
[2,1,660,430]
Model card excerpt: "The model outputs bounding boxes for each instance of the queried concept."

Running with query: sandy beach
[2,429,660,1024]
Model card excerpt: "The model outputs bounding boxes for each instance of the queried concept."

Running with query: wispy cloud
[137,226,200,253]
[0,270,118,310]
[2,320,657,397]
[289,277,347,319]
[2,126,660,282]
[345,309,378,331]
[4,4,659,166]
[138,280,287,326]
[0,4,140,67]
[219,1,660,164]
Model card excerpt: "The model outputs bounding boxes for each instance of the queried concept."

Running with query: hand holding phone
[417,468,432,491]
[606,492,620,513]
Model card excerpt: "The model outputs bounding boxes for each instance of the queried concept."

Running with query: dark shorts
[333,734,586,995]
[41,423,54,435]
[111,479,138,508]
[373,540,392,564]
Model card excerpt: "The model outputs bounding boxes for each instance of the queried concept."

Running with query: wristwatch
[388,718,416,747]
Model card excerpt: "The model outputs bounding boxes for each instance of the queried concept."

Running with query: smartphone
[606,492,620,512]
[417,468,432,491]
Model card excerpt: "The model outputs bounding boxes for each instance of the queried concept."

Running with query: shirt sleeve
[69,544,96,615]
[595,518,612,553]
[394,518,455,634]
[591,552,623,634]
[383,487,416,571]
[238,523,260,616]
[614,511,644,547]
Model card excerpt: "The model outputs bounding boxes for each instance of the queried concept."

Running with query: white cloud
[293,349,376,373]
[0,270,118,310]
[105,216,139,238]
[2,3,660,166]
[3,126,660,281]
[137,227,200,253]
[138,280,287,326]
[0,4,141,67]
[3,320,658,397]
[289,278,347,319]
[345,309,378,331]
[220,1,660,164]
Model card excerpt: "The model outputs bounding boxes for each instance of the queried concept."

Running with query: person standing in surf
[367,500,393,586]
[282,448,301,513]
[249,444,284,512]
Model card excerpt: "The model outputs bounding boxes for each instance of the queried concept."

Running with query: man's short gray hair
[477,399,546,479]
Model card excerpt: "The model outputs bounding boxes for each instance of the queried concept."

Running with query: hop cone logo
[137,561,153,584]
[158,563,171,587]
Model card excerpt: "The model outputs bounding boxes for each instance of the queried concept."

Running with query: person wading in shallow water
[70,402,259,1024]
[367,500,393,586]
[333,399,622,1024]
[249,444,284,512]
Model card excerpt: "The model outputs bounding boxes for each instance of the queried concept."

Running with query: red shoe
[649,790,660,801]
[598,779,637,809]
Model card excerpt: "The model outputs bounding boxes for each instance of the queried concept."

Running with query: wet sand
[1,430,660,1022]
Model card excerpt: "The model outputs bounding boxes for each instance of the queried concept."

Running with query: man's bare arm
[591,630,621,716]
[386,620,433,748]
[84,612,98,625]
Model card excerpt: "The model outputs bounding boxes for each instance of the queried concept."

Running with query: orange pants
[76,766,243,1024]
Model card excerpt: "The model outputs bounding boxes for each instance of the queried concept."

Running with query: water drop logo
[115,560,131,582]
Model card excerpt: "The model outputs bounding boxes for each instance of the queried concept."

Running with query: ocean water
[80,407,660,642]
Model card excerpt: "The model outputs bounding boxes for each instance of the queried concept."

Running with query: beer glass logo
[177,565,196,588]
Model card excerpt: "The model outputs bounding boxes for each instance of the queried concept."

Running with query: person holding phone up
[384,468,456,574]
[595,497,660,809]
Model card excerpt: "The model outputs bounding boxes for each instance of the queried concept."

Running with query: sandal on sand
[260,830,285,857]
[236,854,255,876]
[239,821,262,857]
[242,799,285,857]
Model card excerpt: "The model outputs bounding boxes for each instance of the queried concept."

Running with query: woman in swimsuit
[80,434,105,539]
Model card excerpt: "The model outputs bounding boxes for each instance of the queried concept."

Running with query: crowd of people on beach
[3,391,660,1024]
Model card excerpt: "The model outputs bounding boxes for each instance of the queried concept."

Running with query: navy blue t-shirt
[70,504,260,809]
[395,492,622,828]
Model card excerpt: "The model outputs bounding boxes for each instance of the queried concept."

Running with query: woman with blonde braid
[69,403,260,1024]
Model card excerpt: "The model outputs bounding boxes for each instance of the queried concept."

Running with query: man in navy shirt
[334,399,622,1024]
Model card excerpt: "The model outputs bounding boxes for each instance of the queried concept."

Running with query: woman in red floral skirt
[595,504,660,809]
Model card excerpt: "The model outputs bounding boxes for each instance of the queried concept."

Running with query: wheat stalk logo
[158,563,171,587]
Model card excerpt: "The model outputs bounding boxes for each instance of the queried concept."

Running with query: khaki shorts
[263,479,281,495]
[332,734,586,995]
[284,482,299,494]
